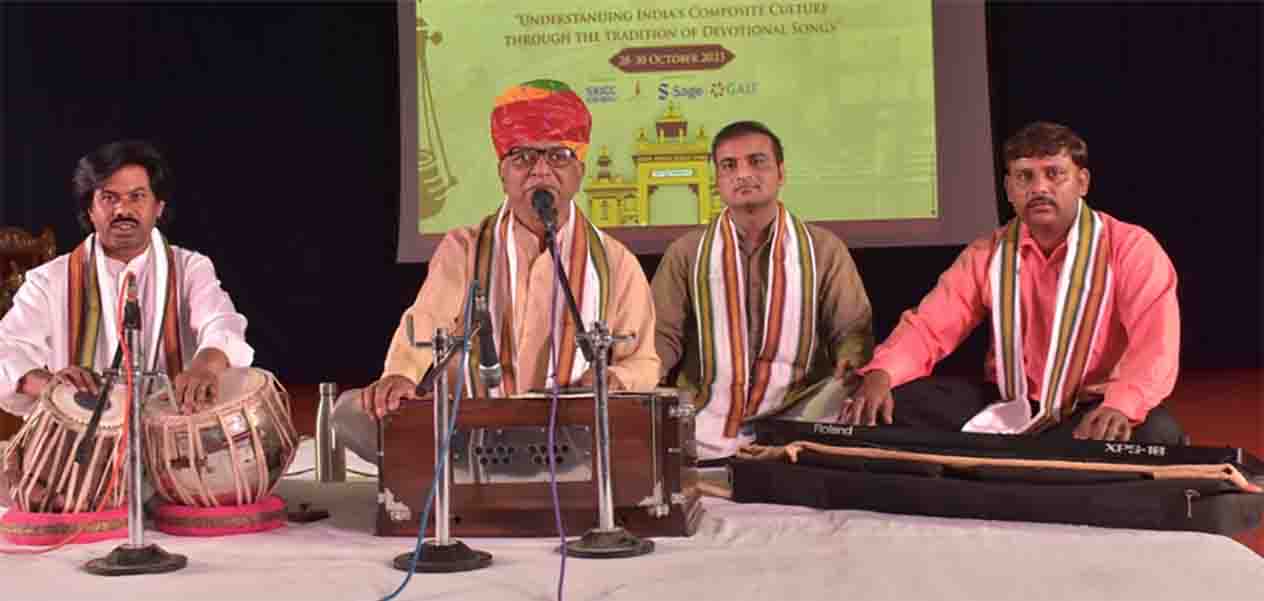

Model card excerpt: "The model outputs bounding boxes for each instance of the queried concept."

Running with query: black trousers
[890,376,1186,445]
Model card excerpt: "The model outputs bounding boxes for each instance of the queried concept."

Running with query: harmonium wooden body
[376,389,702,538]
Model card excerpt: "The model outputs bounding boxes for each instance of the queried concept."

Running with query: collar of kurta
[66,228,184,377]
[964,199,1113,435]
[691,203,819,438]
[465,201,609,397]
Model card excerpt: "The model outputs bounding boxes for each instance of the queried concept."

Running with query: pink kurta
[863,212,1179,421]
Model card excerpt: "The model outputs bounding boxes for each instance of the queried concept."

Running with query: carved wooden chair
[0,226,56,439]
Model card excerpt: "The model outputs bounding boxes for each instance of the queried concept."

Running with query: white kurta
[0,236,253,417]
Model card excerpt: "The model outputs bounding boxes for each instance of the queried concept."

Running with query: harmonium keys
[376,389,702,538]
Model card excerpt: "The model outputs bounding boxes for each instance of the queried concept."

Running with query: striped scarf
[66,229,184,377]
[965,200,1113,434]
[463,203,609,397]
[692,204,818,439]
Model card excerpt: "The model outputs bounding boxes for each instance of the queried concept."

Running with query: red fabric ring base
[154,494,287,537]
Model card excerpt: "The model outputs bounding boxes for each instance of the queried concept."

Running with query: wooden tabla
[142,367,298,508]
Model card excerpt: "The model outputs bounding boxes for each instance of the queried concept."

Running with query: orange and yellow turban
[490,79,591,162]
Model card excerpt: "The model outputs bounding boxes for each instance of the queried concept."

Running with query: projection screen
[398,0,997,261]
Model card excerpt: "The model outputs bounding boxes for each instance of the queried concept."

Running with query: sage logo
[658,82,705,101]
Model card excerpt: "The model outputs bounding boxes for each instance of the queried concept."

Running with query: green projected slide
[414,0,938,234]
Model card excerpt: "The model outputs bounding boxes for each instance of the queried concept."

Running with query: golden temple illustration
[585,103,723,227]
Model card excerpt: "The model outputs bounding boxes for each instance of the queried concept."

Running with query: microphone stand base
[83,544,188,576]
[561,528,654,559]
[392,540,493,573]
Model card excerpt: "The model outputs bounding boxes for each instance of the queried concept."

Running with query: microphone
[474,289,502,389]
[122,273,141,330]
[531,188,557,232]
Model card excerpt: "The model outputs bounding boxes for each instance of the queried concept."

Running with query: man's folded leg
[330,389,378,464]
[890,376,1000,430]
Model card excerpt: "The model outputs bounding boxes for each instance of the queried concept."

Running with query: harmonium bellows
[376,390,701,538]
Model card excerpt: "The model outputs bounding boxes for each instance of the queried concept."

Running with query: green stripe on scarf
[693,216,722,409]
[585,220,609,322]
[1045,204,1096,405]
[77,244,102,370]
[790,213,815,384]
[998,220,1021,399]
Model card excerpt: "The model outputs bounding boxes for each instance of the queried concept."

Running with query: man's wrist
[863,368,891,383]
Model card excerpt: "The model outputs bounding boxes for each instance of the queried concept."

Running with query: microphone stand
[542,219,595,363]
[386,313,491,573]
[539,210,653,558]
[84,299,187,576]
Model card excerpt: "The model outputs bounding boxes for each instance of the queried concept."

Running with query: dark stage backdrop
[1,3,1260,389]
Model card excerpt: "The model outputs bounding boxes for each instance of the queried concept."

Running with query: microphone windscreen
[531,189,555,222]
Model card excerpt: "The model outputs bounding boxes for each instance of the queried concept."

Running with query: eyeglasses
[503,146,578,170]
[1009,166,1072,189]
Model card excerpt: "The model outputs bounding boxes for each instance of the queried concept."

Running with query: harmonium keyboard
[731,419,1264,534]
[376,390,702,538]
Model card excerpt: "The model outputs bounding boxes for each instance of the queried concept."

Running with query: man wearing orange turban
[336,80,659,455]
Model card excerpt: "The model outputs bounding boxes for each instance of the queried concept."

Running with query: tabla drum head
[43,379,127,432]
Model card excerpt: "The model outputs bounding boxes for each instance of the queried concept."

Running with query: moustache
[1027,196,1056,208]
[110,217,140,227]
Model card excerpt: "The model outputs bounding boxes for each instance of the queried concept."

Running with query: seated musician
[0,140,254,507]
[337,79,660,462]
[652,120,875,460]
[847,122,1183,444]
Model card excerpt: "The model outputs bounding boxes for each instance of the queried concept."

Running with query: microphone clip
[122,273,142,330]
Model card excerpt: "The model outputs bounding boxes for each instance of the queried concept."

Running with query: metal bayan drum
[2,377,129,513]
[0,377,133,545]
[143,367,298,508]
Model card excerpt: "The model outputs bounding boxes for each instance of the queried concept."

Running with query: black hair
[72,140,172,231]
[711,120,784,165]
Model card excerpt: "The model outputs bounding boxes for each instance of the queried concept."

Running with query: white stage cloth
[4,440,1263,601]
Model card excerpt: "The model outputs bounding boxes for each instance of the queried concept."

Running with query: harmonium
[376,389,702,538]
[732,419,1264,534]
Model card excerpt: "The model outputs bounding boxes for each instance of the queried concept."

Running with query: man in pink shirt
[847,122,1182,444]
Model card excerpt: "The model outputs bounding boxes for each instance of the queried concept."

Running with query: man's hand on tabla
[52,366,99,396]
[172,367,219,415]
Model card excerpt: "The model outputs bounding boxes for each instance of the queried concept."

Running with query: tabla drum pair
[0,367,297,544]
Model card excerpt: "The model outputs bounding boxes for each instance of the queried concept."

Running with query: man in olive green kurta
[653,121,873,459]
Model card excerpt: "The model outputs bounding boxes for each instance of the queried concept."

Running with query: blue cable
[380,283,476,601]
